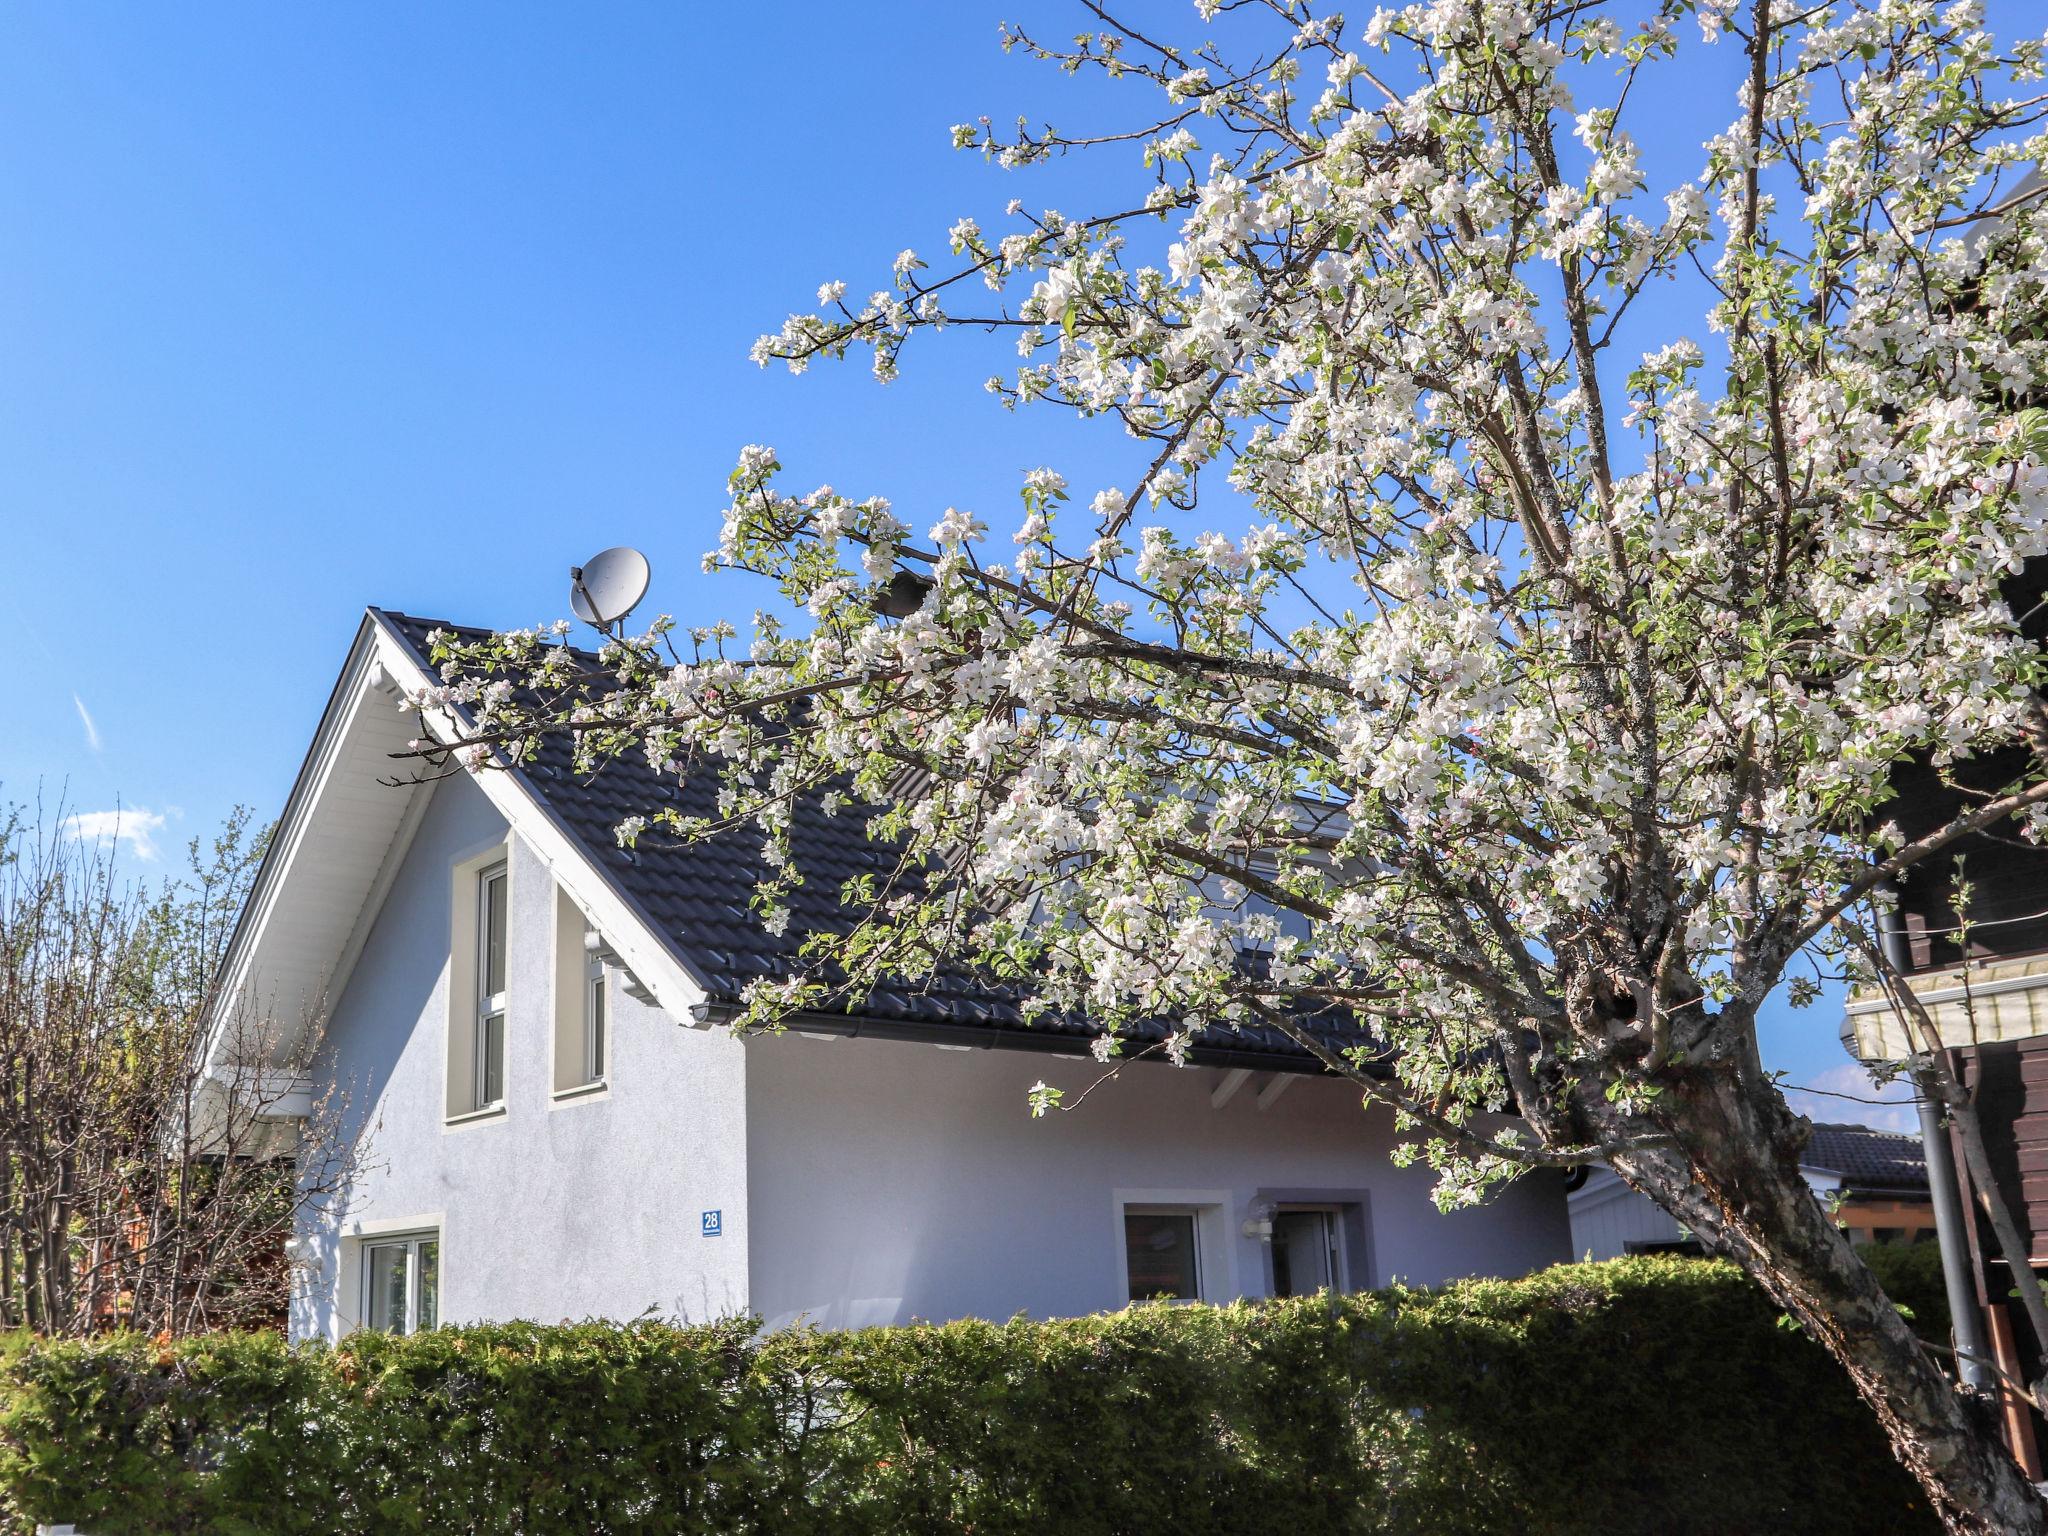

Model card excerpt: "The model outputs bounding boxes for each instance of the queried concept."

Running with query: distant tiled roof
[379,611,1383,1074]
[1803,1123,1929,1195]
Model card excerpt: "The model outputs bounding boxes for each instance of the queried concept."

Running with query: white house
[1566,1124,1932,1260]
[210,609,1573,1341]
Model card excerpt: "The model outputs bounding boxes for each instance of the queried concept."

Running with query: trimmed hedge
[1857,1240,1953,1349]
[0,1257,1938,1536]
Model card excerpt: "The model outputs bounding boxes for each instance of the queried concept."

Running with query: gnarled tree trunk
[1608,1072,2043,1534]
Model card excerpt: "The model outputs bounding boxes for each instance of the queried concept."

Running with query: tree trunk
[1608,1074,2045,1535]
[19,1223,41,1334]
[0,1137,15,1329]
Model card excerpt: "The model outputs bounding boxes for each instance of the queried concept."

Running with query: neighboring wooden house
[1811,1126,1940,1247]
[1567,1124,1934,1260]
[1839,561,2048,1474]
[1813,167,2048,1476]
[200,610,1572,1341]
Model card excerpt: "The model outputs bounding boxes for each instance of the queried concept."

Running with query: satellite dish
[570,547,651,632]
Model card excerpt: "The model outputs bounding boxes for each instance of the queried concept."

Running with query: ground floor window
[364,1231,440,1334]
[1123,1208,1202,1302]
[1271,1208,1343,1298]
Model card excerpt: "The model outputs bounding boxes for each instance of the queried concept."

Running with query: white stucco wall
[293,773,750,1340]
[294,772,1572,1339]
[742,1033,1573,1329]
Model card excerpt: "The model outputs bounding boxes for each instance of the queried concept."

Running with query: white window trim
[1112,1187,1233,1306]
[360,1228,441,1335]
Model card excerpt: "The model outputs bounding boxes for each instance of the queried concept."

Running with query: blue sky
[0,3,1135,845]
[11,1,2026,1127]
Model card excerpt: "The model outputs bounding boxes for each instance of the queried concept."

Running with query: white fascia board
[202,618,386,1079]
[367,618,709,1024]
[201,1068,315,1118]
[180,1070,316,1157]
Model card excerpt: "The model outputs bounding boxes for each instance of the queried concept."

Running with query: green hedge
[1856,1240,1953,1349]
[0,1257,1938,1536]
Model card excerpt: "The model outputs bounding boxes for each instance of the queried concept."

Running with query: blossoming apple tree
[421,1,2048,1527]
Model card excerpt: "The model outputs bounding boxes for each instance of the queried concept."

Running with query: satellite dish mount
[570,546,652,639]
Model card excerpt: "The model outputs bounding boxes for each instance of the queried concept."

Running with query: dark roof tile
[381,611,1379,1074]
[1804,1123,1929,1194]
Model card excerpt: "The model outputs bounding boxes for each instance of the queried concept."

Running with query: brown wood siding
[1962,1039,2048,1264]
[1881,559,2048,973]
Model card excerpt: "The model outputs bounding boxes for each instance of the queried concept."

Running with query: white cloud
[1782,1061,1922,1136]
[61,807,167,862]
[72,693,101,753]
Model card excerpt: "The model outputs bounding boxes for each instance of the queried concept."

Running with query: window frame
[584,953,607,1084]
[1270,1205,1345,1298]
[361,1229,441,1335]
[1249,1187,1374,1295]
[1112,1189,1231,1307]
[474,862,509,1111]
[551,886,612,1102]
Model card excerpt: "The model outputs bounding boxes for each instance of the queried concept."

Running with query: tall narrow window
[363,1232,441,1334]
[476,864,508,1108]
[585,955,607,1083]
[550,889,610,1098]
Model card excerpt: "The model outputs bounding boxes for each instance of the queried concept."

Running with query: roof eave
[682,1000,1389,1078]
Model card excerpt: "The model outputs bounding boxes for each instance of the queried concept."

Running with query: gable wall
[292,772,749,1339]
[1565,1169,1687,1261]
[742,1032,1573,1329]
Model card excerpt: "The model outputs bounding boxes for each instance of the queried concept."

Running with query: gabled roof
[380,610,1018,1035]
[1802,1124,1929,1195]
[203,611,703,1081]
[212,608,1383,1078]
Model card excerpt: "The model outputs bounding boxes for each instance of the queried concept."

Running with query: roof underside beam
[1256,1073,1294,1110]
[1211,1067,1253,1109]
